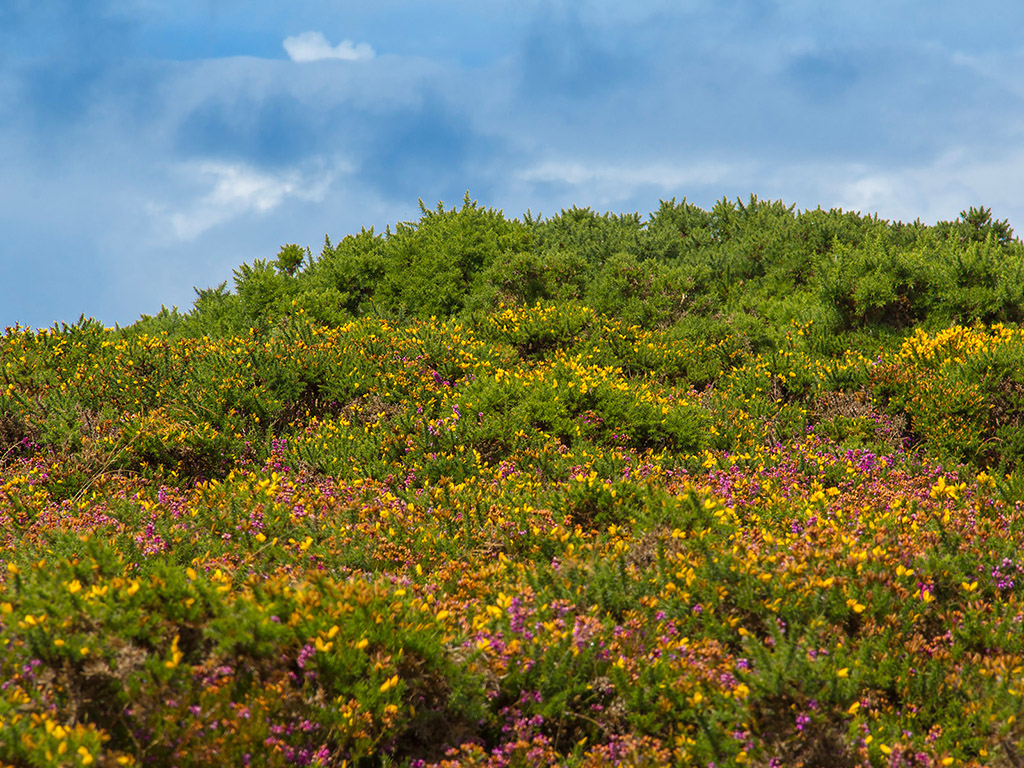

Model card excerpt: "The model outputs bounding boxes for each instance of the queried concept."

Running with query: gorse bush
[4,194,1024,767]
[466,248,590,312]
[584,252,692,328]
[136,194,1024,345]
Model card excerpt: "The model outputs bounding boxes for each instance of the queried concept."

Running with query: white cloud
[154,161,344,241]
[516,159,755,206]
[828,149,1024,225]
[742,147,1024,228]
[950,49,1024,102]
[523,159,748,188]
[283,31,374,63]
[513,147,1024,232]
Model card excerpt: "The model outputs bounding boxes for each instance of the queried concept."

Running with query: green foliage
[10,193,1024,767]
[642,197,715,262]
[374,195,531,320]
[478,300,597,359]
[936,205,1016,247]
[275,243,308,277]
[868,326,1024,469]
[305,227,386,321]
[175,194,1024,357]
[466,248,591,312]
[584,252,692,327]
[938,238,1024,324]
[188,281,243,336]
[532,205,645,264]
[232,258,295,330]
[816,236,944,331]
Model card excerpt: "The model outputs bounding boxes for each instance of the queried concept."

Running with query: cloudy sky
[3,0,1023,329]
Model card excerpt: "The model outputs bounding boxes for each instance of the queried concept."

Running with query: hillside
[2,196,1024,767]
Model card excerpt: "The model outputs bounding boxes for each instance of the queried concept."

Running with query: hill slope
[1,197,1023,767]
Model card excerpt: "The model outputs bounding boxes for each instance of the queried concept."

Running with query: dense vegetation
[2,195,1024,767]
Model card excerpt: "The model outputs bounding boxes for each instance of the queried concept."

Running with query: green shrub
[304,228,387,320]
[532,205,644,264]
[374,196,531,319]
[466,248,591,312]
[816,237,944,331]
[584,252,692,327]
[477,301,597,359]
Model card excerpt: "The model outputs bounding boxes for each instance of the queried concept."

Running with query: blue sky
[3,0,1024,329]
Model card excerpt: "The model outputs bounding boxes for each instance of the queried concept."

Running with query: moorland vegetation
[2,196,1024,767]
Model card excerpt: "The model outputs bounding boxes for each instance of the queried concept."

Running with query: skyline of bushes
[119,195,1022,345]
